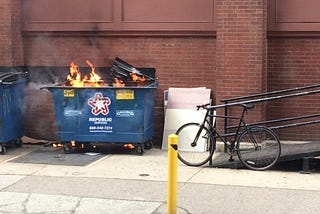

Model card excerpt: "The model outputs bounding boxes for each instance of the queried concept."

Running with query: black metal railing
[218,83,320,139]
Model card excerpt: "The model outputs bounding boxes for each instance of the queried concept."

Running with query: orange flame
[67,62,84,87]
[86,60,102,86]
[65,60,149,87]
[52,143,64,148]
[130,73,146,82]
[66,60,103,87]
[124,143,135,149]
[114,77,125,87]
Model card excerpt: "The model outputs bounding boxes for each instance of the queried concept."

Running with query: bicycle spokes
[176,123,215,167]
[237,127,281,170]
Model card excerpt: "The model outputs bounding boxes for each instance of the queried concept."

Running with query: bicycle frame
[197,106,251,153]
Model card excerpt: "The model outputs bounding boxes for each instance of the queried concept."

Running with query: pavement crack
[151,202,165,214]
[182,167,204,185]
[151,202,191,214]
[70,197,82,214]
[22,193,31,213]
[0,175,27,192]
[0,193,30,214]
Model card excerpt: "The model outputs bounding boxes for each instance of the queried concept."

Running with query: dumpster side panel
[0,78,26,143]
[0,86,4,140]
[114,89,145,142]
[143,88,156,140]
[49,86,156,144]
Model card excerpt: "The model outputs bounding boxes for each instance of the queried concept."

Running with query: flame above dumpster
[66,60,104,87]
[64,58,153,87]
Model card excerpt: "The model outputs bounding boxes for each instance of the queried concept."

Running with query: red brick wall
[268,38,320,140]
[23,36,216,145]
[215,0,267,128]
[0,0,14,65]
[0,0,23,66]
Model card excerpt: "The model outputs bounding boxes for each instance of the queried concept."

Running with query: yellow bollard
[168,134,178,214]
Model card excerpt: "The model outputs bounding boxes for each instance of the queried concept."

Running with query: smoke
[26,66,68,85]
[26,82,53,90]
[24,81,59,141]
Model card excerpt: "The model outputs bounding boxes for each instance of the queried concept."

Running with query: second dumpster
[0,71,28,154]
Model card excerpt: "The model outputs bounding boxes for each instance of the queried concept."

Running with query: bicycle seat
[241,103,255,109]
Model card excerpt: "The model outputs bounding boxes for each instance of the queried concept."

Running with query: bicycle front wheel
[176,123,215,167]
[236,126,281,170]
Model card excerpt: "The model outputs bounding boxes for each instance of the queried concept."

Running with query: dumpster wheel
[0,145,6,155]
[135,144,145,156]
[144,139,153,150]
[63,144,73,154]
[63,141,77,154]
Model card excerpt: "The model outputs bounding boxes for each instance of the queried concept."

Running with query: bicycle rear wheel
[236,126,281,170]
[176,123,215,167]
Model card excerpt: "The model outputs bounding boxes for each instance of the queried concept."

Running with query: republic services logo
[88,93,111,115]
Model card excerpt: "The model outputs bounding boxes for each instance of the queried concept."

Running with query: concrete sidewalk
[0,144,320,213]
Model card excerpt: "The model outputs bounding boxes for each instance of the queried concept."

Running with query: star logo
[88,93,111,115]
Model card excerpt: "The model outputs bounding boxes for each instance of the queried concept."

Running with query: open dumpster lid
[113,57,156,81]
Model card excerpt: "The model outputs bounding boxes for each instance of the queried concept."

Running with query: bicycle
[175,103,281,170]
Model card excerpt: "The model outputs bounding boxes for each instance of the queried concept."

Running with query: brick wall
[0,0,13,65]
[0,0,23,66]
[215,0,267,129]
[268,38,320,140]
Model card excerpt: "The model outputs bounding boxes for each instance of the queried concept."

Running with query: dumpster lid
[114,57,155,81]
[0,72,27,83]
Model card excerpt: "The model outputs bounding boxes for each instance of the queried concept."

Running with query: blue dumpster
[45,71,157,155]
[0,71,27,154]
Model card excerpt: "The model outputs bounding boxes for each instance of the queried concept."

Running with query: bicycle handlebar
[196,103,211,110]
